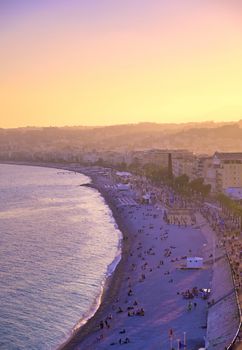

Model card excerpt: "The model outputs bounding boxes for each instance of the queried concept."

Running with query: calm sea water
[0,164,121,350]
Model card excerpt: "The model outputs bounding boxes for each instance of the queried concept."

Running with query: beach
[1,161,239,349]
[58,166,214,350]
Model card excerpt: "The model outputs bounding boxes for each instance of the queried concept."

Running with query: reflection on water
[0,164,120,350]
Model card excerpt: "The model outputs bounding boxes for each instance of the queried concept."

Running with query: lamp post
[213,233,216,266]
[170,336,173,349]
[183,332,186,348]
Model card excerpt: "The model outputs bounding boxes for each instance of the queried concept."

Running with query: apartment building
[172,151,195,179]
[126,149,193,169]
[213,152,242,191]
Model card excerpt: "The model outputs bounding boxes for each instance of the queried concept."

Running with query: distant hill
[1,120,242,158]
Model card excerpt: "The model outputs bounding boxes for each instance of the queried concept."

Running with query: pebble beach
[60,166,215,350]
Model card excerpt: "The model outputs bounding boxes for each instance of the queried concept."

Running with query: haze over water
[0,164,121,350]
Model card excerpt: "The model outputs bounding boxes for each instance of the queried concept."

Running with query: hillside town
[1,121,242,161]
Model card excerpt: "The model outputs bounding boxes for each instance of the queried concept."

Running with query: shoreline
[58,178,135,350]
[0,161,213,349]
[0,161,133,349]
[1,161,239,349]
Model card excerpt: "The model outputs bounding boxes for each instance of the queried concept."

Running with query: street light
[183,331,186,348]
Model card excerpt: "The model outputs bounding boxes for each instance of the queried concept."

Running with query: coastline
[0,161,132,349]
[1,161,239,349]
[0,161,214,349]
[58,178,135,350]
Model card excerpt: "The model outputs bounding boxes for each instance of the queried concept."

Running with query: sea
[0,164,121,350]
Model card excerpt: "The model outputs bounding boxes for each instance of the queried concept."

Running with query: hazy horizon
[1,0,242,128]
[1,118,242,130]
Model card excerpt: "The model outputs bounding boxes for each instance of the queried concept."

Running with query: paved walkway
[196,213,240,350]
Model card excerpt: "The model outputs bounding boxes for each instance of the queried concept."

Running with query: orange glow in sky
[1,0,242,128]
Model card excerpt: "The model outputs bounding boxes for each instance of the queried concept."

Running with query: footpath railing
[225,252,242,349]
[198,211,241,350]
[207,288,235,309]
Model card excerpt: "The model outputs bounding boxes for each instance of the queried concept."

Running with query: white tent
[186,257,203,269]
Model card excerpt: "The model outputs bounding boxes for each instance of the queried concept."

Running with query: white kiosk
[186,257,203,269]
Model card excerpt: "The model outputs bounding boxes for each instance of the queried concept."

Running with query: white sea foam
[70,204,123,337]
[0,164,120,350]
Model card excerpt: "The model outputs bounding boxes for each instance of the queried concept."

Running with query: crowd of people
[83,167,241,349]
[179,287,211,301]
[201,203,241,291]
[129,171,241,295]
[91,198,196,347]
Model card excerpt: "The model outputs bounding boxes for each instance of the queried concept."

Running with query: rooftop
[214,152,242,160]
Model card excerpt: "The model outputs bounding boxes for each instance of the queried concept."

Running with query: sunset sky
[1,0,242,128]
